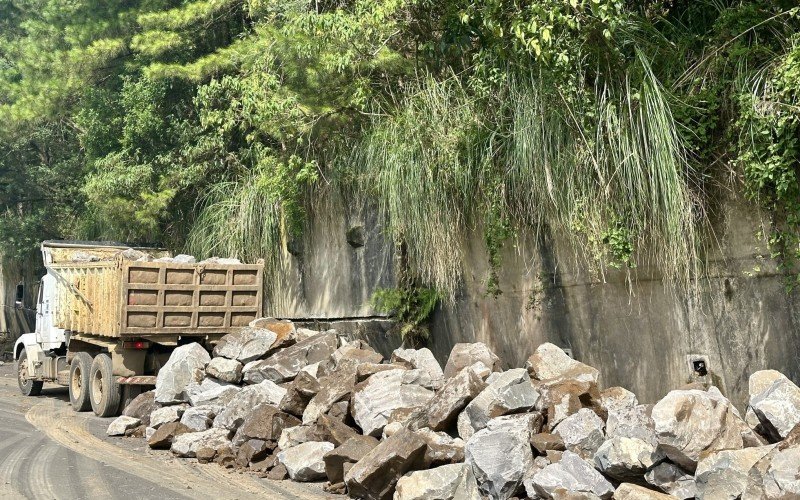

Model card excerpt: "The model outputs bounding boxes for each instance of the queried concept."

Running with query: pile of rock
[108,323,800,499]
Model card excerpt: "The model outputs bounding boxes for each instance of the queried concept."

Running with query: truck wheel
[69,352,93,412]
[89,353,122,417]
[17,350,43,396]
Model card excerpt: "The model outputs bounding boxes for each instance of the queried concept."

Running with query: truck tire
[89,353,122,417]
[17,350,43,396]
[69,352,93,412]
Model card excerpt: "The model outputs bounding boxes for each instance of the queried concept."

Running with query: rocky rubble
[108,326,800,500]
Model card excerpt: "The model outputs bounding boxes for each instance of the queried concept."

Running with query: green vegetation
[2,0,800,297]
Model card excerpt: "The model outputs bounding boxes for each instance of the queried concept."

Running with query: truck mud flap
[117,375,156,386]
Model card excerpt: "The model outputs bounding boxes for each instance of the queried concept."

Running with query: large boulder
[526,343,599,383]
[406,362,488,432]
[345,428,428,500]
[644,462,697,500]
[213,380,287,431]
[394,463,481,500]
[155,343,210,403]
[279,370,320,417]
[553,408,606,458]
[614,484,676,500]
[316,413,359,446]
[761,447,800,499]
[536,378,602,430]
[205,357,243,384]
[301,359,360,425]
[323,435,379,484]
[651,389,745,471]
[593,437,664,481]
[277,441,335,482]
[122,390,159,426]
[352,369,434,437]
[171,427,231,458]
[600,387,638,414]
[531,450,615,499]
[186,377,241,407]
[148,421,193,449]
[465,414,537,499]
[391,348,444,385]
[278,424,328,450]
[213,327,278,363]
[695,446,775,499]
[415,427,466,466]
[180,406,216,432]
[606,404,657,446]
[242,331,337,384]
[107,416,141,436]
[458,368,537,440]
[231,404,301,447]
[443,343,501,379]
[747,370,800,441]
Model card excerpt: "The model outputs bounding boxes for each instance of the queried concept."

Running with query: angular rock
[148,421,193,449]
[242,331,337,384]
[761,447,800,499]
[316,413,359,446]
[607,404,657,446]
[149,405,185,429]
[279,370,320,417]
[213,327,278,363]
[232,403,301,447]
[213,380,287,431]
[249,317,297,349]
[186,377,241,407]
[443,343,501,379]
[391,348,444,385]
[748,370,800,441]
[266,463,288,480]
[155,343,210,404]
[526,343,599,383]
[415,428,465,466]
[695,446,775,499]
[593,437,665,481]
[465,415,536,499]
[352,369,434,437]
[331,342,382,368]
[122,390,159,426]
[600,387,638,414]
[394,463,481,500]
[531,451,615,499]
[652,389,745,471]
[531,432,566,454]
[125,424,146,438]
[553,408,605,458]
[406,362,488,432]
[345,429,427,500]
[302,359,359,425]
[458,368,536,440]
[277,441,335,482]
[536,378,602,430]
[278,424,327,450]
[205,357,243,384]
[644,462,697,500]
[614,484,676,500]
[107,416,141,436]
[171,427,231,458]
[235,439,270,467]
[356,362,405,381]
[323,435,379,484]
[180,406,216,432]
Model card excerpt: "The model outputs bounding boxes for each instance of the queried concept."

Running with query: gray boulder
[593,436,665,481]
[155,343,210,403]
[553,408,606,458]
[458,368,536,440]
[352,368,434,437]
[394,463,481,500]
[606,404,657,446]
[242,331,337,384]
[695,446,775,499]
[107,416,141,436]
[205,357,243,384]
[443,343,501,379]
[186,377,240,407]
[652,389,745,471]
[323,435,379,484]
[171,427,231,458]
[180,406,216,431]
[644,462,697,499]
[277,441,335,482]
[761,447,800,499]
[600,387,638,414]
[213,327,278,363]
[614,484,676,500]
[465,414,536,499]
[531,450,615,499]
[212,380,287,431]
[748,370,800,441]
[391,348,444,385]
[415,428,466,466]
[406,362,488,432]
[149,405,186,429]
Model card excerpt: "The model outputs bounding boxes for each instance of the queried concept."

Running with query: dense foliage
[2,0,800,295]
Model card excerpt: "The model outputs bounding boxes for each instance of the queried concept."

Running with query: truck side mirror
[15,283,24,308]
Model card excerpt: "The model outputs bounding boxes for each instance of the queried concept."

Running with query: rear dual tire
[69,352,93,412]
[89,353,122,417]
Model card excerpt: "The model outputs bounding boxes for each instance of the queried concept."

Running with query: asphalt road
[0,362,336,499]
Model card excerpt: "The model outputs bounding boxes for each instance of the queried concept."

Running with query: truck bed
[50,260,263,338]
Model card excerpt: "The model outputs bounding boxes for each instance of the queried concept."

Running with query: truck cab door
[35,272,66,350]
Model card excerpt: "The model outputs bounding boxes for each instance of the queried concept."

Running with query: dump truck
[14,241,264,417]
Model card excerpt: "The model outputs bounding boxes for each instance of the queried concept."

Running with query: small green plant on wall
[370,286,439,347]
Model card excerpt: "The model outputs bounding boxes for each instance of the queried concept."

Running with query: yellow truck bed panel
[50,260,263,338]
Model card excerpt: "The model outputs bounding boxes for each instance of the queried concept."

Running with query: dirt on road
[0,362,338,499]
